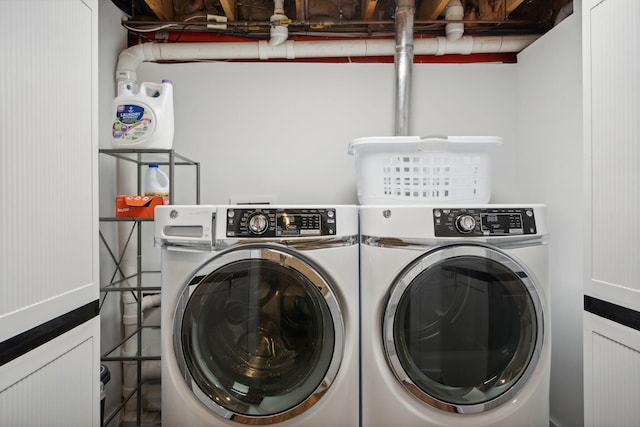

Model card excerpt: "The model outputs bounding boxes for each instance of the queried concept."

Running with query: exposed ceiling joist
[418,0,450,20]
[143,0,173,20]
[506,0,527,15]
[294,0,302,19]
[479,0,506,20]
[121,0,573,42]
[362,0,379,20]
[219,0,236,21]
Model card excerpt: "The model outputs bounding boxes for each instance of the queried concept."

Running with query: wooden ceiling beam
[418,0,450,20]
[479,0,506,21]
[362,0,379,20]
[143,0,174,21]
[506,0,526,15]
[219,0,236,22]
[295,0,301,20]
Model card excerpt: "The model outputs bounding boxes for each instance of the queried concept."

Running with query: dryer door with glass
[173,244,344,424]
[383,244,544,414]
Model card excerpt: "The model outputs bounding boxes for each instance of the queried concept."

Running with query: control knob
[455,214,477,233]
[248,213,269,235]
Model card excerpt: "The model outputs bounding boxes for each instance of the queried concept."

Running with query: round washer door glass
[176,245,343,422]
[384,244,543,413]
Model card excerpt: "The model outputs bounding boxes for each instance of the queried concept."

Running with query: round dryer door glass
[176,245,343,422]
[384,244,543,413]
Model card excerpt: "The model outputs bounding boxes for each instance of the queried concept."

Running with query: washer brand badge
[117,104,145,124]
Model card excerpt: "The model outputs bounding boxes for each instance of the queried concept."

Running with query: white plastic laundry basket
[348,136,502,205]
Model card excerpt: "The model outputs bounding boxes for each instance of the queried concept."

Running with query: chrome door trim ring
[382,243,545,414]
[172,243,346,423]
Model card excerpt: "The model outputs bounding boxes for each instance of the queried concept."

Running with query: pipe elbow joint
[445,0,464,41]
[269,12,289,46]
[116,47,143,84]
[269,25,289,46]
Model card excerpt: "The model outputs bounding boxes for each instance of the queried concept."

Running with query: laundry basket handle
[416,136,449,152]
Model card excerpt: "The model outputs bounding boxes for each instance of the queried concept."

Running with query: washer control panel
[433,207,537,237]
[226,207,337,237]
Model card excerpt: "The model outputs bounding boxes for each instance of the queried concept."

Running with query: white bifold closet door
[0,1,100,426]
[583,0,640,426]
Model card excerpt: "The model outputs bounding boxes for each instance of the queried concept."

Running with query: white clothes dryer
[360,205,550,427]
[155,205,359,427]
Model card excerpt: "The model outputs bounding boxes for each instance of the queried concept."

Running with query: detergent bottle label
[110,80,173,149]
[112,104,153,142]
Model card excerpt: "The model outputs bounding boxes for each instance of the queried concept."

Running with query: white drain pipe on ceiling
[269,0,289,46]
[445,0,465,41]
[115,34,537,89]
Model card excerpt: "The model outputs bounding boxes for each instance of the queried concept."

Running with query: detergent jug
[111,79,174,149]
[144,164,170,196]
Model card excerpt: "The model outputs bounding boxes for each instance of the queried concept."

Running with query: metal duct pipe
[393,0,415,136]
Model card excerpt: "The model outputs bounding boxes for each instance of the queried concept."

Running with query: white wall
[131,61,518,205]
[517,13,584,427]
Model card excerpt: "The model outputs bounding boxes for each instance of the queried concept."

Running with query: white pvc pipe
[121,293,161,359]
[269,0,288,46]
[445,0,464,41]
[116,35,538,85]
[121,292,161,414]
[121,291,138,414]
[141,360,162,380]
[141,294,162,312]
[114,156,139,416]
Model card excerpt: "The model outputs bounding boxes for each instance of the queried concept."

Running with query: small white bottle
[144,164,169,196]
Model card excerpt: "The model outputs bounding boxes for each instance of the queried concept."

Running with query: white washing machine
[154,205,359,427]
[360,205,550,427]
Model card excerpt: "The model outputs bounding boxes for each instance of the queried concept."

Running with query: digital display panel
[480,213,523,234]
[277,213,322,236]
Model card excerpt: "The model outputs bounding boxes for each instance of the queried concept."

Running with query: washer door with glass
[174,244,344,423]
[383,244,543,414]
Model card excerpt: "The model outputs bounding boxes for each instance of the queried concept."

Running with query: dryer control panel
[226,207,337,237]
[433,207,537,237]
